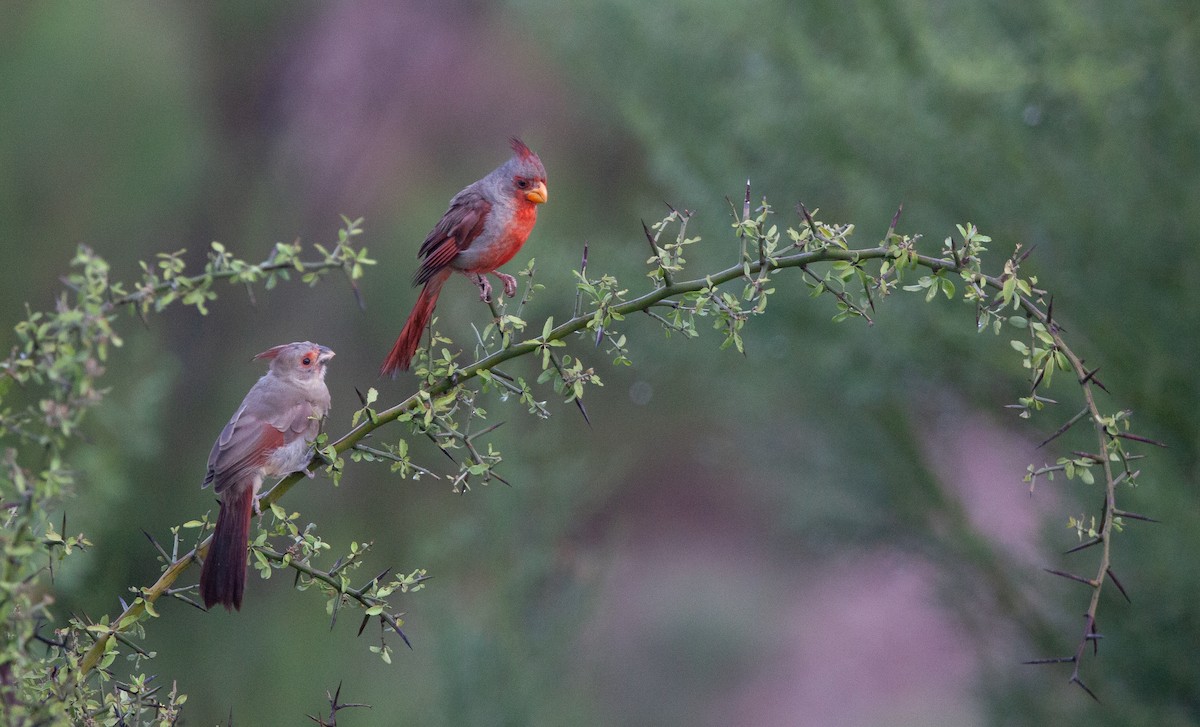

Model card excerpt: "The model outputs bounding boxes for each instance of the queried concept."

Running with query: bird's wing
[203,397,315,494]
[204,406,284,494]
[413,189,492,285]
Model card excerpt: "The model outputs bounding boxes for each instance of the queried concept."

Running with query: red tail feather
[199,485,254,611]
[381,270,449,376]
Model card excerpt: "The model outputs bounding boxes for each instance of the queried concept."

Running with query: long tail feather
[381,270,450,376]
[199,485,254,611]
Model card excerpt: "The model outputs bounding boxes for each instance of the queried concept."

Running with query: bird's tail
[381,269,450,377]
[199,484,254,611]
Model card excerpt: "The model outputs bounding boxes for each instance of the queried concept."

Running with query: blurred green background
[2,1,1198,724]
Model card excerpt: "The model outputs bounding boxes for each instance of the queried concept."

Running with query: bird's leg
[494,271,518,299]
[471,273,493,303]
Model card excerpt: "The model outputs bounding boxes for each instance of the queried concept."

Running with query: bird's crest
[254,344,290,361]
[509,137,537,161]
[253,341,332,362]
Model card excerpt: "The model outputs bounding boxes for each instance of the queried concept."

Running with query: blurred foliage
[0,0,1198,725]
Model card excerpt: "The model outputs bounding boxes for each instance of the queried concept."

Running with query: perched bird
[198,342,334,611]
[380,138,548,376]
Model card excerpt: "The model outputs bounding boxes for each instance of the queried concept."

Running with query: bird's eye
[516,178,529,189]
[302,356,313,366]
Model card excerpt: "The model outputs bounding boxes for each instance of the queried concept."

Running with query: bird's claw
[497,272,518,299]
[473,274,493,303]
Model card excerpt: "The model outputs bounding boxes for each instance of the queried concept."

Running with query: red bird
[380,138,548,376]
[198,341,334,611]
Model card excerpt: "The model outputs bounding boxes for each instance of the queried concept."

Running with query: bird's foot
[472,274,493,303]
[496,272,518,299]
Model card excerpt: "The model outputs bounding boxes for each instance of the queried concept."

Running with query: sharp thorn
[1043,568,1096,587]
[1106,567,1131,603]
[1017,242,1038,264]
[1115,432,1168,448]
[1070,674,1100,703]
[1037,407,1089,449]
[574,397,592,428]
[1031,365,1047,391]
[466,421,505,441]
[141,529,170,562]
[1064,537,1102,555]
[1113,509,1160,523]
[165,590,207,612]
[1023,656,1076,665]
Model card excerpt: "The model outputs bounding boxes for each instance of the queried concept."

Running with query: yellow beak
[525,181,548,204]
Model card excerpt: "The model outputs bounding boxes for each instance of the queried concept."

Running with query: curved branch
[78,235,1118,686]
[78,243,898,676]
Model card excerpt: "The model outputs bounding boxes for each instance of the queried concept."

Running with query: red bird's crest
[509,137,537,161]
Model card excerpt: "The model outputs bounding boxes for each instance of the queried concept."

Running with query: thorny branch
[70,203,1149,700]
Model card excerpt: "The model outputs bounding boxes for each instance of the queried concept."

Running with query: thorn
[1064,537,1102,555]
[573,241,589,318]
[743,179,751,220]
[355,387,369,407]
[1112,509,1160,523]
[642,220,673,286]
[1106,568,1131,603]
[889,203,904,234]
[641,220,657,252]
[1070,451,1104,462]
[141,529,171,562]
[1016,242,1038,265]
[1023,656,1075,665]
[350,278,366,312]
[574,398,592,428]
[363,567,392,590]
[381,612,413,649]
[329,593,342,632]
[165,589,207,612]
[1045,295,1054,331]
[1030,365,1047,391]
[1037,407,1089,449]
[1070,674,1100,702]
[1043,568,1096,587]
[357,613,370,637]
[466,421,505,441]
[1115,432,1167,448]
